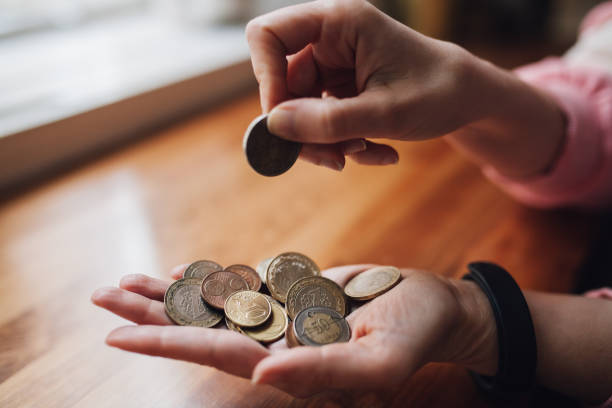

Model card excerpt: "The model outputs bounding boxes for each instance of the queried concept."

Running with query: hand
[246,0,565,178]
[246,0,481,170]
[91,264,498,398]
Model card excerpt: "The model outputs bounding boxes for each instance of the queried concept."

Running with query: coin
[243,114,302,177]
[267,252,320,303]
[183,260,223,280]
[294,306,351,346]
[224,290,272,327]
[242,300,288,343]
[201,270,249,309]
[164,278,223,327]
[286,276,346,320]
[224,264,262,292]
[256,257,274,283]
[225,316,244,334]
[285,321,301,348]
[344,266,401,301]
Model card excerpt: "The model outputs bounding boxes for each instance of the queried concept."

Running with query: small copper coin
[224,290,272,327]
[285,321,301,348]
[243,114,302,177]
[201,271,249,309]
[294,306,350,347]
[183,260,223,280]
[267,252,320,303]
[224,264,262,292]
[344,266,401,301]
[164,278,223,327]
[256,257,274,283]
[286,276,346,320]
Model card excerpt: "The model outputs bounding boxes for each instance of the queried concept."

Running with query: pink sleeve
[483,59,612,209]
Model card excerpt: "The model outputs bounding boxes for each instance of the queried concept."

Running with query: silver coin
[183,260,223,280]
[243,114,302,177]
[294,306,350,347]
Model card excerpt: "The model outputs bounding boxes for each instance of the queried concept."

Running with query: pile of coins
[164,253,402,348]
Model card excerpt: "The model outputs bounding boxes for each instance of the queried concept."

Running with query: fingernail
[343,139,367,155]
[320,159,343,171]
[381,154,399,165]
[267,106,295,138]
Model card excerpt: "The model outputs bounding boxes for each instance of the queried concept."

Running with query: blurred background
[0,0,607,191]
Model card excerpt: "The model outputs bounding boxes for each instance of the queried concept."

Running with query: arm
[452,279,612,404]
[247,0,612,207]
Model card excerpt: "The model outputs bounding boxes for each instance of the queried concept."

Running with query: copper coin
[183,260,223,280]
[224,264,262,292]
[267,252,320,303]
[344,266,401,301]
[286,276,346,320]
[224,290,271,327]
[294,306,350,347]
[201,270,248,309]
[243,114,302,177]
[164,278,223,327]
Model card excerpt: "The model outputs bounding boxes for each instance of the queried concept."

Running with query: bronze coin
[294,306,350,347]
[286,276,346,320]
[201,270,249,309]
[224,264,262,292]
[164,278,223,327]
[344,266,401,301]
[243,114,302,177]
[183,260,223,280]
[267,252,320,303]
[224,290,271,327]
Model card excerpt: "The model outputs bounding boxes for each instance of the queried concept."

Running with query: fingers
[266,93,393,143]
[91,287,173,325]
[348,140,399,165]
[299,143,345,171]
[119,274,170,301]
[246,2,327,111]
[287,45,320,97]
[107,325,270,378]
[321,264,378,288]
[252,338,392,397]
[170,264,189,280]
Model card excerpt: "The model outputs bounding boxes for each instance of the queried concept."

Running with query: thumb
[252,339,393,398]
[267,93,392,143]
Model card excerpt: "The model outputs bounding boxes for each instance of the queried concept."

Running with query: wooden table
[0,92,598,407]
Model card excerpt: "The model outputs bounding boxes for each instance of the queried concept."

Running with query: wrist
[438,278,499,376]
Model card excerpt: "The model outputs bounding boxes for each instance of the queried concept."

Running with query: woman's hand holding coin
[91,264,498,398]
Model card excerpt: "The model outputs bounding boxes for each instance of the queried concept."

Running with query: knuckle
[321,100,348,140]
[119,273,146,290]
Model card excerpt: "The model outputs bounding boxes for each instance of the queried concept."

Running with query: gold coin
[242,300,288,343]
[294,306,350,346]
[225,316,244,334]
[266,252,320,303]
[286,276,346,320]
[344,266,401,301]
[285,321,301,348]
[256,257,273,283]
[164,278,223,327]
[224,290,272,327]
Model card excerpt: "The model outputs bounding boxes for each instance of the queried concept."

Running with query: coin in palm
[224,290,272,327]
[183,260,223,280]
[224,264,262,292]
[286,276,346,320]
[344,266,401,301]
[201,271,249,309]
[164,278,223,327]
[267,252,320,303]
[294,306,350,347]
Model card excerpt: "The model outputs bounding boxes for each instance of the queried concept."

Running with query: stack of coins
[163,253,402,348]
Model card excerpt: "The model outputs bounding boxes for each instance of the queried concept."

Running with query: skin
[246,0,565,178]
[92,265,612,403]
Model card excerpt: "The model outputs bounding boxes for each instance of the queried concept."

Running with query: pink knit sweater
[484,2,612,210]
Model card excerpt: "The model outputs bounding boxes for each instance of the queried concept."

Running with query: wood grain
[0,93,597,407]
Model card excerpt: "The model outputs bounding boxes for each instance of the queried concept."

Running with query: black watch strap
[462,262,537,399]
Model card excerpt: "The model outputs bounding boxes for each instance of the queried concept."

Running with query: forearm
[445,55,566,179]
[450,280,612,403]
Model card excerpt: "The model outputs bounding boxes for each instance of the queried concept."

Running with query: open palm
[92,264,467,397]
